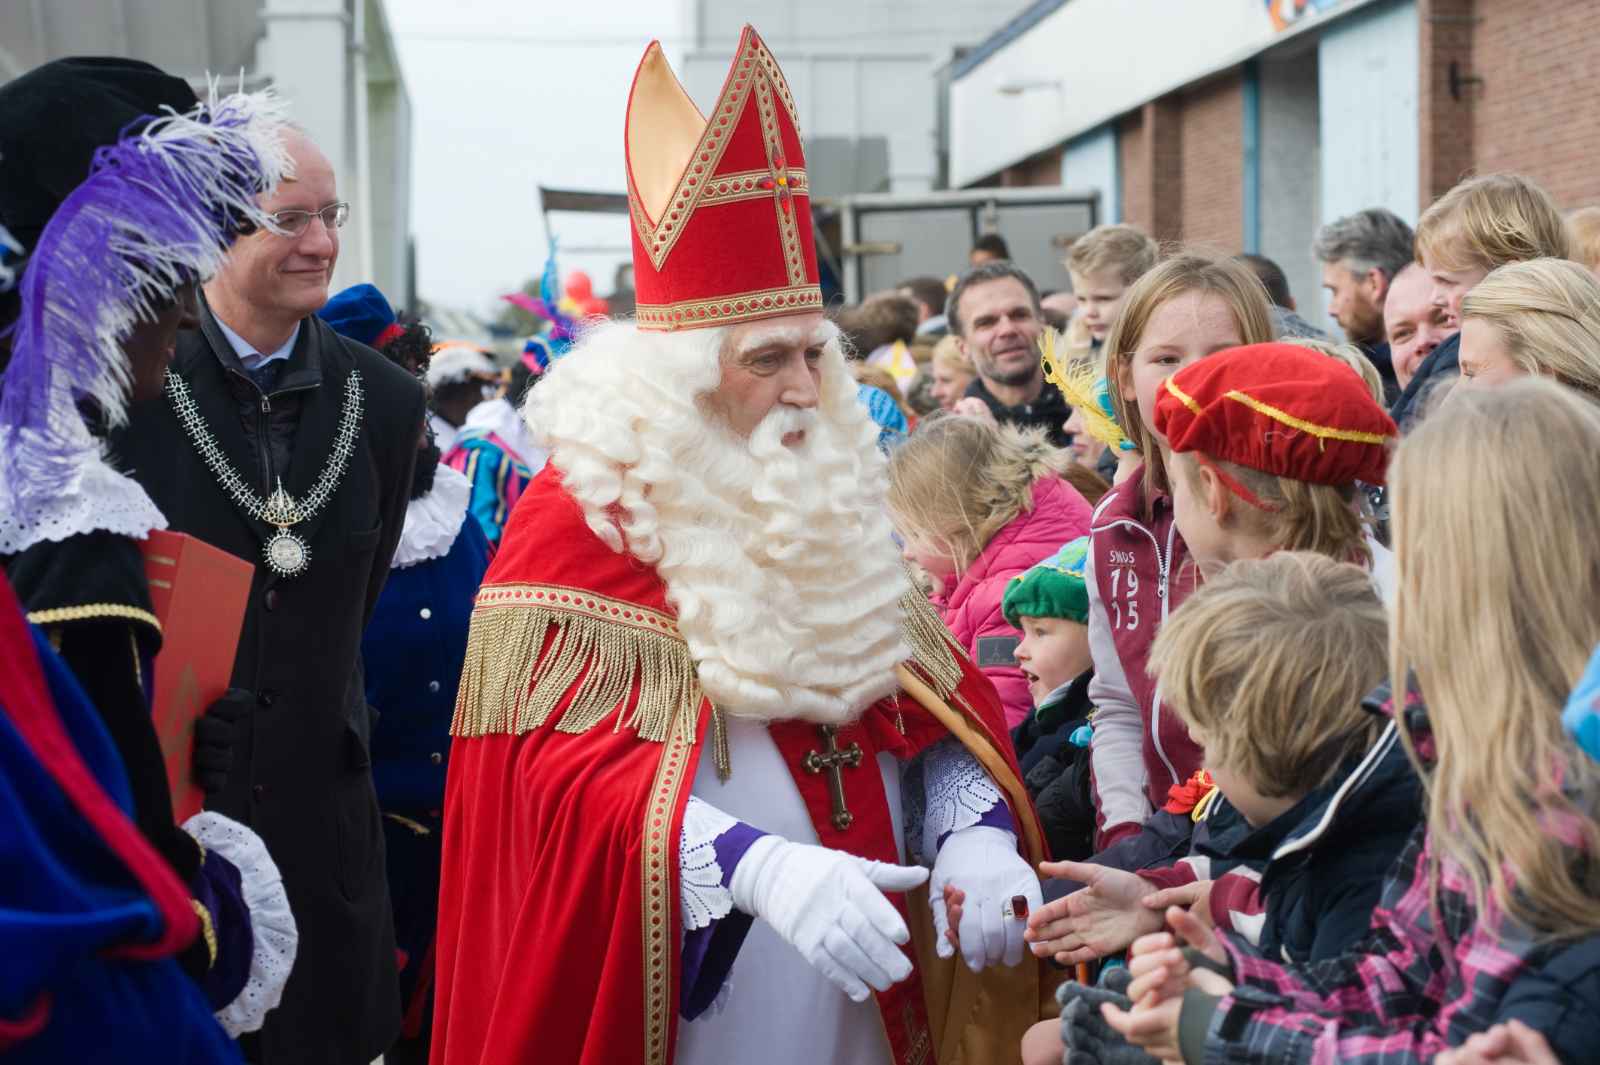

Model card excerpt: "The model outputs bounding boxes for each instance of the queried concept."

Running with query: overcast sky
[386,0,686,315]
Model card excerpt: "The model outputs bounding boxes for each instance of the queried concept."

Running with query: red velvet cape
[431,469,1044,1065]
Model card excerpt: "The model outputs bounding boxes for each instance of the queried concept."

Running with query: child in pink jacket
[888,416,1094,727]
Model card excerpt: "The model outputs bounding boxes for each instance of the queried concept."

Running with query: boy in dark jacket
[1005,536,1098,862]
[1026,553,1421,1065]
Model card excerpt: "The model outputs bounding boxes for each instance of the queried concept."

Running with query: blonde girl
[1458,257,1600,401]
[887,417,1094,727]
[1109,379,1600,1065]
[927,334,976,412]
[1080,254,1274,847]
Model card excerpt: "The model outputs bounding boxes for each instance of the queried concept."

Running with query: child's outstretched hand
[1436,1021,1562,1065]
[941,883,966,952]
[1124,906,1230,1006]
[1101,907,1234,1062]
[1025,860,1164,965]
[1140,879,1214,928]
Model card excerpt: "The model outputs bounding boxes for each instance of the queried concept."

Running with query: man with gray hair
[1313,207,1415,398]
[948,260,1072,445]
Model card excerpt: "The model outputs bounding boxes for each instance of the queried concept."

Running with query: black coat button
[430,752,443,765]
[264,589,279,611]
[252,784,266,800]
[258,689,276,707]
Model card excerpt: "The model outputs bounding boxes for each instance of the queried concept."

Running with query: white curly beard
[528,320,909,725]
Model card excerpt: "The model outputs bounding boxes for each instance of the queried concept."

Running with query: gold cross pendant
[802,725,864,831]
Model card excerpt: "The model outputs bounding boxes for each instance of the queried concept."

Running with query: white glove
[929,825,1042,971]
[728,835,929,1003]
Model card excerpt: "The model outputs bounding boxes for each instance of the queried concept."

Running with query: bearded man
[430,26,1049,1065]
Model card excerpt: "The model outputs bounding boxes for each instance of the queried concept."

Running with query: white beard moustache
[652,400,911,726]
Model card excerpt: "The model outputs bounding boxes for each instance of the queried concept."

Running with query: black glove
[1056,980,1160,1065]
[193,688,251,795]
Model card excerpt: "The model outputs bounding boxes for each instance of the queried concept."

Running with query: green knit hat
[1002,536,1091,628]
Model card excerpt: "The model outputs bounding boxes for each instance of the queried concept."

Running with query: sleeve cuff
[1179,989,1222,1065]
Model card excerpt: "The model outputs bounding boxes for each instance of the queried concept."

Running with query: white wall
[680,0,1003,193]
[1258,51,1324,323]
[1318,0,1419,226]
[1061,126,1120,224]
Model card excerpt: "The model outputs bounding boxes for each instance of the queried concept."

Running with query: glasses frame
[265,201,350,236]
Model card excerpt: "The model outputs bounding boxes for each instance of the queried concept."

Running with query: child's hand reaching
[1101,906,1234,1062]
[1140,879,1214,928]
[1025,860,1165,965]
[1124,906,1230,1005]
[941,883,965,952]
[1436,1021,1562,1065]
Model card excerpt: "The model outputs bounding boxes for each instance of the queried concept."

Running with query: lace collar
[0,430,166,556]
[390,461,470,570]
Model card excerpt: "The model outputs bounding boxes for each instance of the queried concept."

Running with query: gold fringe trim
[27,602,162,634]
[451,583,703,744]
[899,584,966,701]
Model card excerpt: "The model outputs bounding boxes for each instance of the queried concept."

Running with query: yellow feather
[1038,330,1129,451]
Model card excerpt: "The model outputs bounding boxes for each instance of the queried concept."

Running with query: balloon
[563,270,594,302]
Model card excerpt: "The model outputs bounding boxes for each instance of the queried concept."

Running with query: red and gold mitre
[625,25,821,331]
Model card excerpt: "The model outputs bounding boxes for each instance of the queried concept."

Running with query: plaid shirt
[1202,815,1596,1064]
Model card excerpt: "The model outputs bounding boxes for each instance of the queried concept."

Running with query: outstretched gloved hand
[930,825,1042,971]
[728,835,928,1003]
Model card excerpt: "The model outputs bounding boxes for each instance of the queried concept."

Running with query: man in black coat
[112,128,424,1065]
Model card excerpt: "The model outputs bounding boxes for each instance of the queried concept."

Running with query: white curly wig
[523,316,910,725]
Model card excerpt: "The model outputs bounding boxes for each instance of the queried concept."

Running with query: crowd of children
[879,166,1600,1065]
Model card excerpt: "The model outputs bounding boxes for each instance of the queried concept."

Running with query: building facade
[947,0,1600,329]
[0,0,414,308]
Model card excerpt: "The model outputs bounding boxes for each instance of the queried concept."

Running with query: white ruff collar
[391,461,471,569]
[0,433,167,556]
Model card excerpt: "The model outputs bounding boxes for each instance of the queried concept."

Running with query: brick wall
[1176,72,1244,249]
[999,147,1063,187]
[1470,0,1600,208]
[1418,0,1478,205]
[1118,112,1148,229]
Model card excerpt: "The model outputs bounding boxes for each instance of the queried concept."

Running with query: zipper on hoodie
[231,369,317,495]
[1148,520,1181,791]
[1093,512,1182,793]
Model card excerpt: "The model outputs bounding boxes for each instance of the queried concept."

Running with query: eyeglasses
[265,201,350,236]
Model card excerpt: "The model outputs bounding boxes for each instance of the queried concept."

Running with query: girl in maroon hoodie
[888,417,1095,728]
[1081,255,1275,848]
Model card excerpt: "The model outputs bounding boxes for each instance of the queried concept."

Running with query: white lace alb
[679,796,739,933]
[919,739,1003,861]
[0,429,166,555]
[184,811,299,1038]
[390,461,471,569]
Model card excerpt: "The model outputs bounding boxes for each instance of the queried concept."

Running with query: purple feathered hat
[0,71,291,505]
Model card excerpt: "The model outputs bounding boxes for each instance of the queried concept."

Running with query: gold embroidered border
[641,696,701,1065]
[631,34,761,270]
[630,32,809,274]
[635,284,823,331]
[453,584,701,743]
[26,603,163,634]
[754,76,808,288]
[695,167,810,207]
[190,898,218,969]
[473,583,682,638]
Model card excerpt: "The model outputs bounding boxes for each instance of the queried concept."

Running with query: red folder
[141,530,254,821]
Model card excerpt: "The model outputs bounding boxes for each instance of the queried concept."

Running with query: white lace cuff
[920,739,1004,860]
[184,811,298,1038]
[679,796,738,933]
